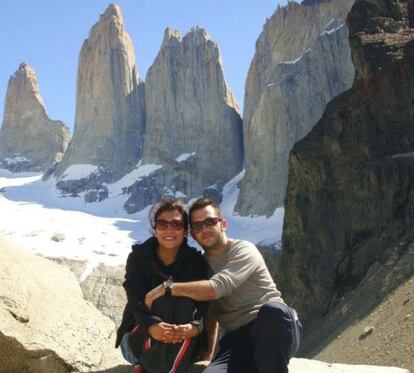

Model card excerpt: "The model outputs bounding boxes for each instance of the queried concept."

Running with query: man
[145,198,301,372]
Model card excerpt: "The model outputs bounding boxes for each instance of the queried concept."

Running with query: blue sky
[0,0,287,132]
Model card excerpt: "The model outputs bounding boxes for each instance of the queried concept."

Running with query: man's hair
[149,198,188,230]
[188,197,222,226]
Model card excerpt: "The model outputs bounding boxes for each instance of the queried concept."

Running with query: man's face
[190,205,227,252]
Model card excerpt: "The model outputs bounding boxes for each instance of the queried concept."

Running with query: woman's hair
[149,198,188,231]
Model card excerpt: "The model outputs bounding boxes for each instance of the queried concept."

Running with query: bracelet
[190,320,204,334]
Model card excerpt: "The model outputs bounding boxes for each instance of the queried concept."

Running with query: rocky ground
[313,274,414,372]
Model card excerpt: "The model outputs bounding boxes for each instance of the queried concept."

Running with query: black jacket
[116,236,208,357]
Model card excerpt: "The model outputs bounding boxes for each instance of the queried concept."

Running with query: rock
[80,264,126,328]
[277,0,414,326]
[48,257,88,281]
[84,188,109,203]
[139,26,243,210]
[359,326,374,340]
[51,232,65,242]
[55,4,145,183]
[123,154,205,213]
[0,236,124,372]
[203,180,226,205]
[236,0,355,216]
[55,167,113,201]
[0,63,70,172]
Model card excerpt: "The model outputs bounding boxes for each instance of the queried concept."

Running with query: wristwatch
[163,278,173,296]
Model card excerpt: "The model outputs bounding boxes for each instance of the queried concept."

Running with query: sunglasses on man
[191,217,222,232]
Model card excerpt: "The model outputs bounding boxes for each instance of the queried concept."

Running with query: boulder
[0,236,125,372]
[81,264,126,328]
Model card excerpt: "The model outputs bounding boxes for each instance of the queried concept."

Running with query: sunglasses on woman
[155,219,185,231]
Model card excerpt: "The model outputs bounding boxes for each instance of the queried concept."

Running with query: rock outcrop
[277,0,414,329]
[0,237,125,372]
[127,27,243,212]
[236,0,355,216]
[55,4,145,184]
[0,63,70,172]
[81,264,126,328]
[123,155,204,213]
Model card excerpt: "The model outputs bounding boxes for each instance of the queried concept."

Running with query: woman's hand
[148,322,182,344]
[148,322,199,343]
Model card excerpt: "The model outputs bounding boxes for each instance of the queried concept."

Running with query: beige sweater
[206,239,283,333]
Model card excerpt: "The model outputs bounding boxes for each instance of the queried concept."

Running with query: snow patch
[0,171,42,187]
[391,151,414,159]
[320,24,344,37]
[175,152,196,162]
[325,18,336,29]
[108,162,162,195]
[60,164,99,180]
[280,49,311,65]
[3,156,31,165]
[0,168,283,276]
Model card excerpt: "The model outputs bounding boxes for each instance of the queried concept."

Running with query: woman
[116,199,208,373]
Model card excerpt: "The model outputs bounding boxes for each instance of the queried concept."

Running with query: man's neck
[205,236,229,257]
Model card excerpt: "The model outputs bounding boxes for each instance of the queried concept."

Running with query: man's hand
[145,284,165,309]
[171,323,199,340]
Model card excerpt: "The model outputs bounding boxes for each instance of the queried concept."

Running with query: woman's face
[155,209,186,251]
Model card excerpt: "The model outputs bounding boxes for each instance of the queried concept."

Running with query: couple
[116,198,301,373]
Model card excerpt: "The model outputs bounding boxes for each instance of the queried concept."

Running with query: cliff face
[55,4,145,180]
[121,27,243,213]
[142,27,243,189]
[277,0,414,325]
[236,0,355,216]
[0,63,70,172]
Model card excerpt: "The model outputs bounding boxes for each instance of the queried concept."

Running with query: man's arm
[172,280,216,300]
[145,280,216,309]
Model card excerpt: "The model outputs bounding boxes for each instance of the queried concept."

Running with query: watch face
[163,279,173,296]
